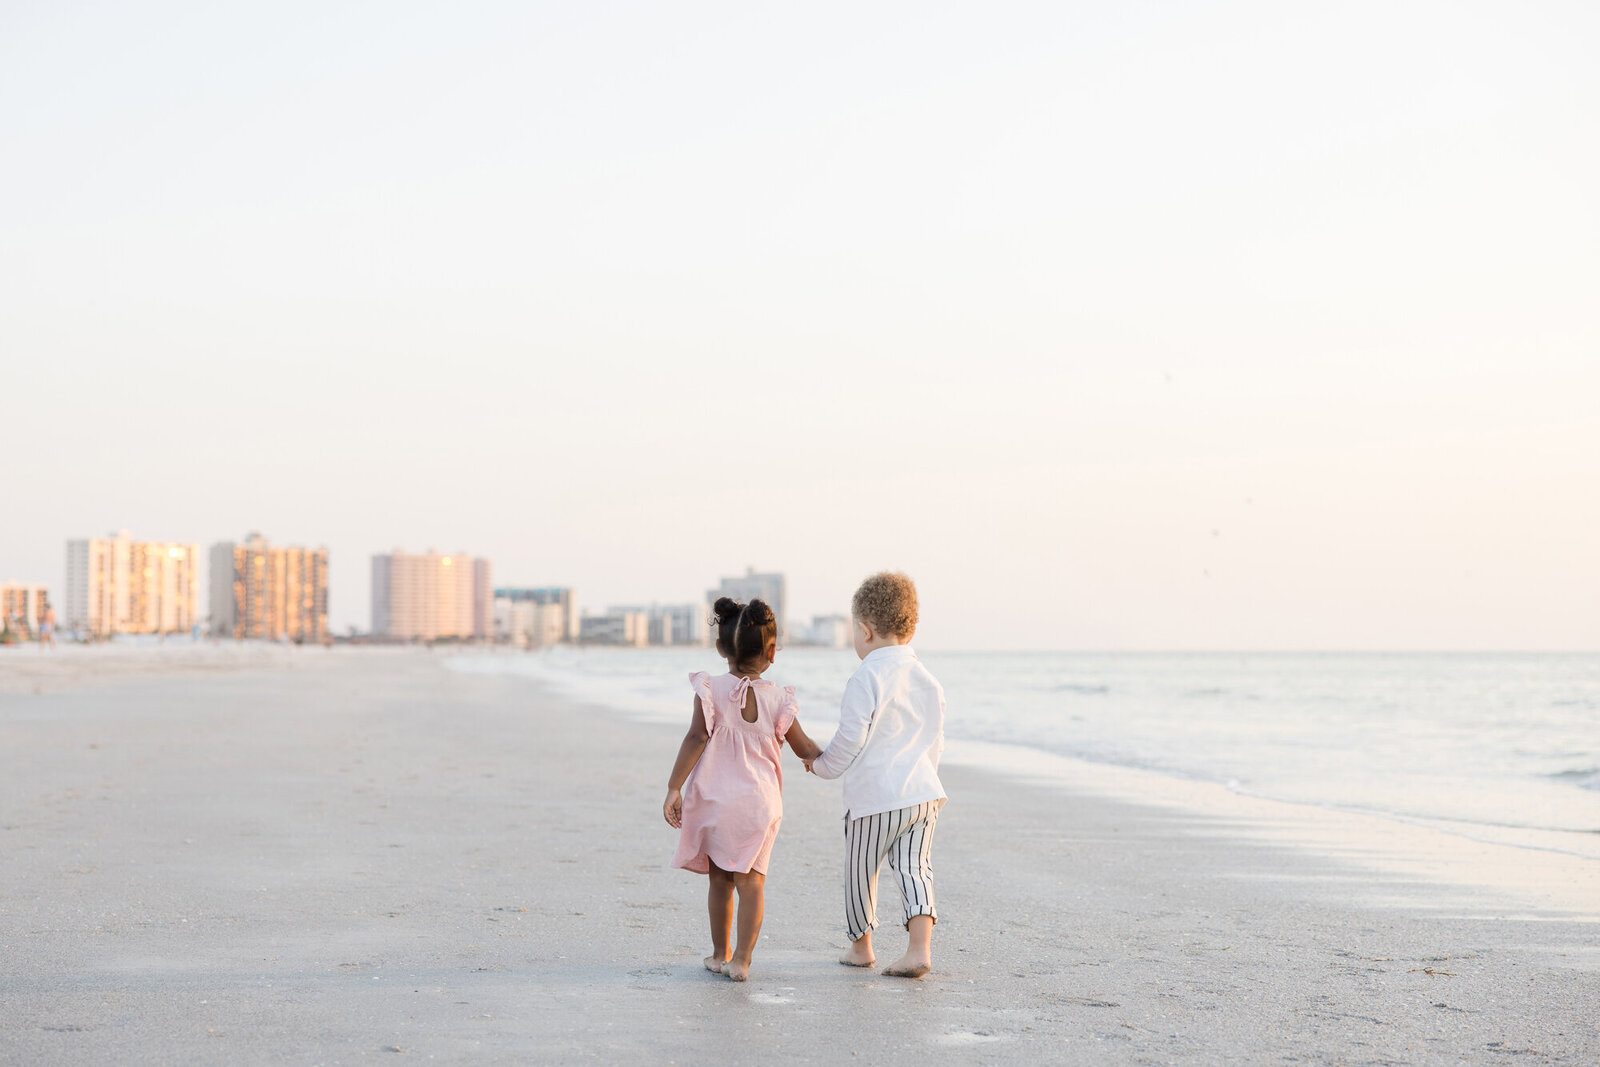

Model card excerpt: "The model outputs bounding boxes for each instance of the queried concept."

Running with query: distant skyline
[3,1,1597,650]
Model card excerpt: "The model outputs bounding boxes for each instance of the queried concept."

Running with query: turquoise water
[450,648,1600,852]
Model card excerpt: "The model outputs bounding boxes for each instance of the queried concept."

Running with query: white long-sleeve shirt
[811,644,946,819]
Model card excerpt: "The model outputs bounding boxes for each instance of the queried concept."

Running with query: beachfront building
[209,534,329,642]
[0,583,50,638]
[63,531,201,636]
[371,549,492,641]
[610,603,707,646]
[658,604,706,645]
[492,597,567,647]
[579,611,649,647]
[797,614,851,649]
[707,567,787,643]
[494,587,579,643]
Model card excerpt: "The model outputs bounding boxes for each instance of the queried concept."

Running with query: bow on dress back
[728,674,771,717]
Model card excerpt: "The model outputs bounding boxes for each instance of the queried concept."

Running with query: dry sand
[1,647,1595,1064]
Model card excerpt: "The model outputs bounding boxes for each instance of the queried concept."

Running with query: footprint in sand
[936,1030,1007,1046]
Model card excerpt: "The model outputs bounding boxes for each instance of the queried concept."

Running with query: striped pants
[843,799,945,942]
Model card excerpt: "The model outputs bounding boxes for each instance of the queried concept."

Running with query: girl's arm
[784,719,823,765]
[663,696,711,828]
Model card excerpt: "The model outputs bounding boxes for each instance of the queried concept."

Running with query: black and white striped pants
[843,798,945,942]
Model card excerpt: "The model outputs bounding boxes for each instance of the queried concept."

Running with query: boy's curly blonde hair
[852,571,918,639]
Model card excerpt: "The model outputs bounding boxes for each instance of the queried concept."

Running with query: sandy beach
[1,647,1595,1064]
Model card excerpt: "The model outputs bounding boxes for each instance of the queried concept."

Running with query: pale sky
[3,1,1597,649]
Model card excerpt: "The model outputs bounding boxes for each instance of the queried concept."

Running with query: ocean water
[448,648,1600,858]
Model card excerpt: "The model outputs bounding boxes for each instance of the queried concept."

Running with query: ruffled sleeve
[689,672,716,732]
[774,685,798,743]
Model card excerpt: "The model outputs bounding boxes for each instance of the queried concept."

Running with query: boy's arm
[810,675,875,780]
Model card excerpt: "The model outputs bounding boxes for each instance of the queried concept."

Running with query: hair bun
[712,595,779,664]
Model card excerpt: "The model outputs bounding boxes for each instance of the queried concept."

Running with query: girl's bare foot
[839,943,875,968]
[724,959,750,982]
[881,951,931,979]
[704,955,727,974]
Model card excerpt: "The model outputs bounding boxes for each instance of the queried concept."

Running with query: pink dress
[672,671,799,876]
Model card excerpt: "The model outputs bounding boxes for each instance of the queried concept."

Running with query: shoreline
[9,643,1596,914]
[441,650,1600,915]
[2,650,1596,1062]
[941,738,1600,920]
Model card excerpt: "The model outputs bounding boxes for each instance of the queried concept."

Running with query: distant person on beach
[806,572,947,979]
[662,597,823,981]
[39,605,56,649]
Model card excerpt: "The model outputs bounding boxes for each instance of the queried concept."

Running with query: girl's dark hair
[711,597,777,665]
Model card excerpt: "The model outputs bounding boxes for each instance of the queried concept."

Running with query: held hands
[663,788,683,828]
[782,721,823,775]
[789,735,823,775]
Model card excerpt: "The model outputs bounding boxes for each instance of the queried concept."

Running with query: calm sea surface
[450,648,1599,855]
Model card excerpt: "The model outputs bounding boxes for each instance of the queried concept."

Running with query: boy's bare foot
[839,944,875,968]
[724,959,750,982]
[881,951,931,979]
[703,955,727,974]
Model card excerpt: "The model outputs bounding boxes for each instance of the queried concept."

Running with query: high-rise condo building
[798,614,851,648]
[0,583,50,637]
[658,603,708,646]
[578,611,650,647]
[707,567,787,643]
[493,587,579,643]
[209,534,329,642]
[609,603,707,646]
[493,597,570,647]
[371,549,492,641]
[64,531,201,636]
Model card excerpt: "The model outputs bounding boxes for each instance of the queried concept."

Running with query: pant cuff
[902,906,937,930]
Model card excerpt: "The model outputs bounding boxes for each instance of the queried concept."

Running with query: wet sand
[1,648,1595,1063]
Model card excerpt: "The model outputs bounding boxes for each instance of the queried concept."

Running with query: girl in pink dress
[663,597,822,981]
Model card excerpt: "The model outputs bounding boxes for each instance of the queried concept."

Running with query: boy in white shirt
[807,572,947,979]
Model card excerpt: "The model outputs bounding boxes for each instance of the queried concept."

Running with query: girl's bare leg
[724,870,765,981]
[705,864,735,973]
